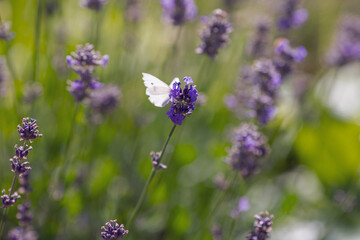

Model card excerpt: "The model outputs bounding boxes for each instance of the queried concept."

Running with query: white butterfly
[142,73,180,107]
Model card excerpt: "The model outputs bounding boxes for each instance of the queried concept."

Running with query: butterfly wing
[142,73,171,107]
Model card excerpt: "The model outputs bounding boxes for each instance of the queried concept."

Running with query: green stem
[32,0,42,82]
[227,218,237,240]
[126,124,177,229]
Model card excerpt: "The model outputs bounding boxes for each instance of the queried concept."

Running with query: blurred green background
[0,0,360,239]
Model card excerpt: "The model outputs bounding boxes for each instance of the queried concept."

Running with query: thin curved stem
[0,174,18,239]
[126,124,177,229]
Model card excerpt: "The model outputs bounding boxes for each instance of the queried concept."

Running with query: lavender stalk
[126,124,176,229]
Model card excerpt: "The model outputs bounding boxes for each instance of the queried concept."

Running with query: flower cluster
[16,201,33,227]
[17,118,43,143]
[196,9,233,59]
[277,0,308,30]
[81,0,107,11]
[326,15,360,66]
[7,227,38,240]
[227,123,268,178]
[150,151,167,170]
[89,85,121,122]
[231,196,251,218]
[273,38,307,76]
[1,189,21,208]
[101,220,129,239]
[66,43,108,102]
[167,76,198,125]
[226,39,306,125]
[0,21,14,41]
[247,211,274,240]
[247,18,271,58]
[160,0,197,26]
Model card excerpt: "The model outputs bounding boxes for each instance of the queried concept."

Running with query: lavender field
[0,0,360,239]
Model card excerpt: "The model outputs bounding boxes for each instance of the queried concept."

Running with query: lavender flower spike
[0,21,14,41]
[89,85,121,116]
[247,211,274,240]
[17,118,43,143]
[167,76,198,125]
[247,18,271,58]
[81,0,107,11]
[196,9,233,59]
[101,220,129,239]
[227,123,269,178]
[7,227,38,240]
[277,0,308,30]
[160,0,197,25]
[1,189,21,208]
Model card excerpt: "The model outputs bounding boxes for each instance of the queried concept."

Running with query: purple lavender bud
[14,144,32,160]
[272,38,307,76]
[247,211,274,240]
[81,0,106,11]
[253,59,281,97]
[277,0,308,30]
[16,201,33,227]
[247,18,271,58]
[101,220,128,239]
[196,9,233,59]
[0,21,14,41]
[227,123,269,178]
[326,15,360,66]
[17,118,42,142]
[231,196,250,218]
[67,77,103,102]
[89,85,121,116]
[7,227,38,240]
[160,0,197,26]
[1,189,21,208]
[10,157,31,175]
[150,151,167,170]
[167,76,198,125]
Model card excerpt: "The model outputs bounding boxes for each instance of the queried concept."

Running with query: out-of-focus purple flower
[253,59,281,97]
[81,0,106,11]
[326,15,360,66]
[125,0,142,22]
[254,94,277,125]
[22,82,43,103]
[0,59,6,95]
[167,76,198,125]
[18,171,32,195]
[101,220,129,240]
[211,224,223,240]
[66,44,108,102]
[150,151,167,170]
[89,85,120,116]
[0,21,14,41]
[214,174,230,190]
[247,211,274,240]
[277,0,308,30]
[196,9,233,59]
[160,0,197,25]
[272,38,307,76]
[15,144,32,160]
[17,118,42,143]
[227,123,269,178]
[16,201,33,227]
[66,44,109,75]
[1,189,20,208]
[247,18,271,58]
[7,227,38,240]
[231,196,250,218]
